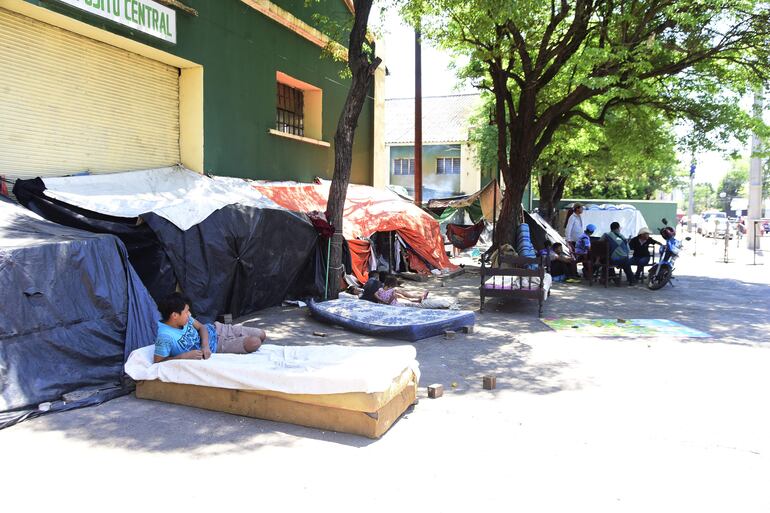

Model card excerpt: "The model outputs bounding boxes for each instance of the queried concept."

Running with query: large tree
[322,0,381,297]
[537,104,681,224]
[402,0,770,246]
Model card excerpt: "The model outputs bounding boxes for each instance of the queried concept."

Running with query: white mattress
[125,344,420,395]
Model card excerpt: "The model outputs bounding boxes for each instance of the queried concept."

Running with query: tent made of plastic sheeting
[253,180,456,283]
[426,181,502,250]
[13,177,175,300]
[142,205,318,322]
[559,206,649,239]
[0,200,158,429]
[427,180,501,223]
[40,166,280,231]
[525,211,570,253]
[13,170,319,322]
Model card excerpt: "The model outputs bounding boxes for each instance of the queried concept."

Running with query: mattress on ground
[309,299,475,341]
[135,377,417,438]
[125,344,420,396]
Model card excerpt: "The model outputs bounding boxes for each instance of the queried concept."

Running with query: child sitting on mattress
[374,276,428,306]
[154,293,267,363]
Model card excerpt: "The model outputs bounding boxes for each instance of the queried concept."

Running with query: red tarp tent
[253,180,456,283]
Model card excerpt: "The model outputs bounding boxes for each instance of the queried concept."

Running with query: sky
[378,15,475,99]
[376,12,756,188]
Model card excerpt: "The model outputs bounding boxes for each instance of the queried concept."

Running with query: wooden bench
[479,253,550,317]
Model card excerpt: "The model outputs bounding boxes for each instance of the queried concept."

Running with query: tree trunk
[538,171,567,227]
[495,128,536,248]
[324,0,381,299]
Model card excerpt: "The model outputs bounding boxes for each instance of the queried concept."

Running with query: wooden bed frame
[479,253,550,317]
[135,372,418,439]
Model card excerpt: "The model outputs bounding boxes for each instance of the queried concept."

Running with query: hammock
[446,220,486,250]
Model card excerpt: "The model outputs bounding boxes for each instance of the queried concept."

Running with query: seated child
[154,292,267,363]
[374,276,429,306]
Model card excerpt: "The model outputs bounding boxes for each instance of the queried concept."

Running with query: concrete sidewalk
[2,234,769,512]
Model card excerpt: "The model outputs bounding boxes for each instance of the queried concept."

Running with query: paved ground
[2,234,769,512]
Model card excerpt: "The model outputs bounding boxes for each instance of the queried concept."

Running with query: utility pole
[748,89,764,250]
[688,158,696,233]
[413,26,423,206]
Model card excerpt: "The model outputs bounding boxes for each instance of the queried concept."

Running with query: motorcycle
[647,218,690,290]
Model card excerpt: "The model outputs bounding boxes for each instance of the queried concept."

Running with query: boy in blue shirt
[575,224,595,257]
[154,293,266,363]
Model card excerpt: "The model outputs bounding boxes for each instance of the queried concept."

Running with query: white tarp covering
[528,211,569,248]
[42,166,282,231]
[125,343,420,395]
[580,208,648,239]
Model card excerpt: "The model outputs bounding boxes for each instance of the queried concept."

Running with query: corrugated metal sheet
[0,8,180,179]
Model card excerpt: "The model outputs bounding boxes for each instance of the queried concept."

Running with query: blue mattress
[308,299,476,342]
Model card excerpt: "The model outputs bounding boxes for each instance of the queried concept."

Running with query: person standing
[565,203,585,250]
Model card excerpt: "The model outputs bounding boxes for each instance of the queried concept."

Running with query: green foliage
[469,98,683,199]
[398,0,770,241]
[560,106,682,199]
[691,182,717,213]
[305,0,379,77]
[718,159,749,200]
[467,94,503,183]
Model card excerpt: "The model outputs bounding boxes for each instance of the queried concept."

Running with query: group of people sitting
[555,202,661,286]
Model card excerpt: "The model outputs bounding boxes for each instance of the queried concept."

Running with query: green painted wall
[25,0,374,184]
[389,144,462,198]
[272,0,352,44]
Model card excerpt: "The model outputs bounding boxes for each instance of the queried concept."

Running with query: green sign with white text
[57,0,177,43]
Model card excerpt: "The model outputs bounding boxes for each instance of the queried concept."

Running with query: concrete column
[459,143,480,194]
[371,45,387,189]
[747,89,764,250]
[688,159,695,233]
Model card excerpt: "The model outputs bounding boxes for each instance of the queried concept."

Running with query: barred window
[436,157,461,175]
[393,158,415,175]
[276,82,304,136]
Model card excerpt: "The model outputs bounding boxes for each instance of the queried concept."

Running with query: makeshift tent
[253,180,456,283]
[427,181,501,250]
[560,204,649,239]
[13,167,318,321]
[13,176,175,300]
[0,200,158,429]
[525,211,570,252]
[427,180,501,224]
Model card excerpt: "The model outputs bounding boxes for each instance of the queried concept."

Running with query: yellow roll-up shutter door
[0,8,180,179]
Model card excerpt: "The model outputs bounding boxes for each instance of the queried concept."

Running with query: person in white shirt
[565,203,584,247]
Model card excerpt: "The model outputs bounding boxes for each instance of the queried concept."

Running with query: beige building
[381,94,483,199]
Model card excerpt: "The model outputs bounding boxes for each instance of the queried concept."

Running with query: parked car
[701,212,733,238]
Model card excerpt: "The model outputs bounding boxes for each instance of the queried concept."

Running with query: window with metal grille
[393,158,415,175]
[276,82,304,136]
[436,157,461,175]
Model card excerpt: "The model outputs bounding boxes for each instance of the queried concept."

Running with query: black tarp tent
[13,173,319,323]
[0,200,158,429]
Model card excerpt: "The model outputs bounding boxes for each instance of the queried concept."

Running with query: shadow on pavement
[25,393,379,454]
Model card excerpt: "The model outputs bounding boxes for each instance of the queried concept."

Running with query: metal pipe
[414,26,423,205]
